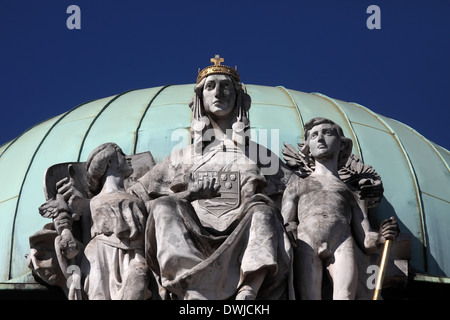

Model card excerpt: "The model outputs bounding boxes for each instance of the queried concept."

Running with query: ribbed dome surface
[1,84,449,287]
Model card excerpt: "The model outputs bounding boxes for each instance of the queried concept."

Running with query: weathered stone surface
[28,57,403,300]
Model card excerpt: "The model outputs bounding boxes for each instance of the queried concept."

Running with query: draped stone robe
[83,191,150,300]
[132,140,294,300]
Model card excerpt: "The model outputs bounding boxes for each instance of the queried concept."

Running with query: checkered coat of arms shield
[196,171,240,216]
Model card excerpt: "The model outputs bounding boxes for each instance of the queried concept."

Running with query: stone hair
[301,117,353,169]
[86,142,120,194]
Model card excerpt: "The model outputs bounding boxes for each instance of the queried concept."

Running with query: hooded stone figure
[129,56,295,300]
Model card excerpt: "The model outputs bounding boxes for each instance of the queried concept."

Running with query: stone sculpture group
[27,56,398,300]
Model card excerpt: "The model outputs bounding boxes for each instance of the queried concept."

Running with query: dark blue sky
[1,0,449,150]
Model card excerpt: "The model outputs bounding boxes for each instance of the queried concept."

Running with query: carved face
[28,241,63,286]
[110,148,134,179]
[307,123,343,161]
[202,74,236,119]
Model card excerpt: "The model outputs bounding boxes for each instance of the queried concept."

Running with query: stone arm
[39,171,92,258]
[350,199,399,254]
[55,175,92,246]
[281,181,300,244]
[171,177,221,202]
[39,180,91,257]
[281,182,299,224]
[129,168,221,204]
[38,194,80,260]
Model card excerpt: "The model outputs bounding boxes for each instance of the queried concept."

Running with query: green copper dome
[0,84,449,289]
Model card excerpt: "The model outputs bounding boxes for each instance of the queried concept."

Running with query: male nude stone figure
[281,117,398,299]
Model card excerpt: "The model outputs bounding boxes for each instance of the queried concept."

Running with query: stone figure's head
[86,142,133,194]
[189,55,251,145]
[301,117,353,169]
[27,223,65,287]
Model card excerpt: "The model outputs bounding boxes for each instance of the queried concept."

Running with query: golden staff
[373,239,392,300]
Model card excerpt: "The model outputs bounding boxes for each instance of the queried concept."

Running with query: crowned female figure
[131,56,294,300]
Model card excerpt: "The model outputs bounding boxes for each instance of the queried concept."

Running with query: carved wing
[339,154,384,208]
[282,142,383,208]
[281,142,313,177]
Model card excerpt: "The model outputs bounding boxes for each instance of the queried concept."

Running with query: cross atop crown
[197,54,240,84]
[210,54,224,66]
